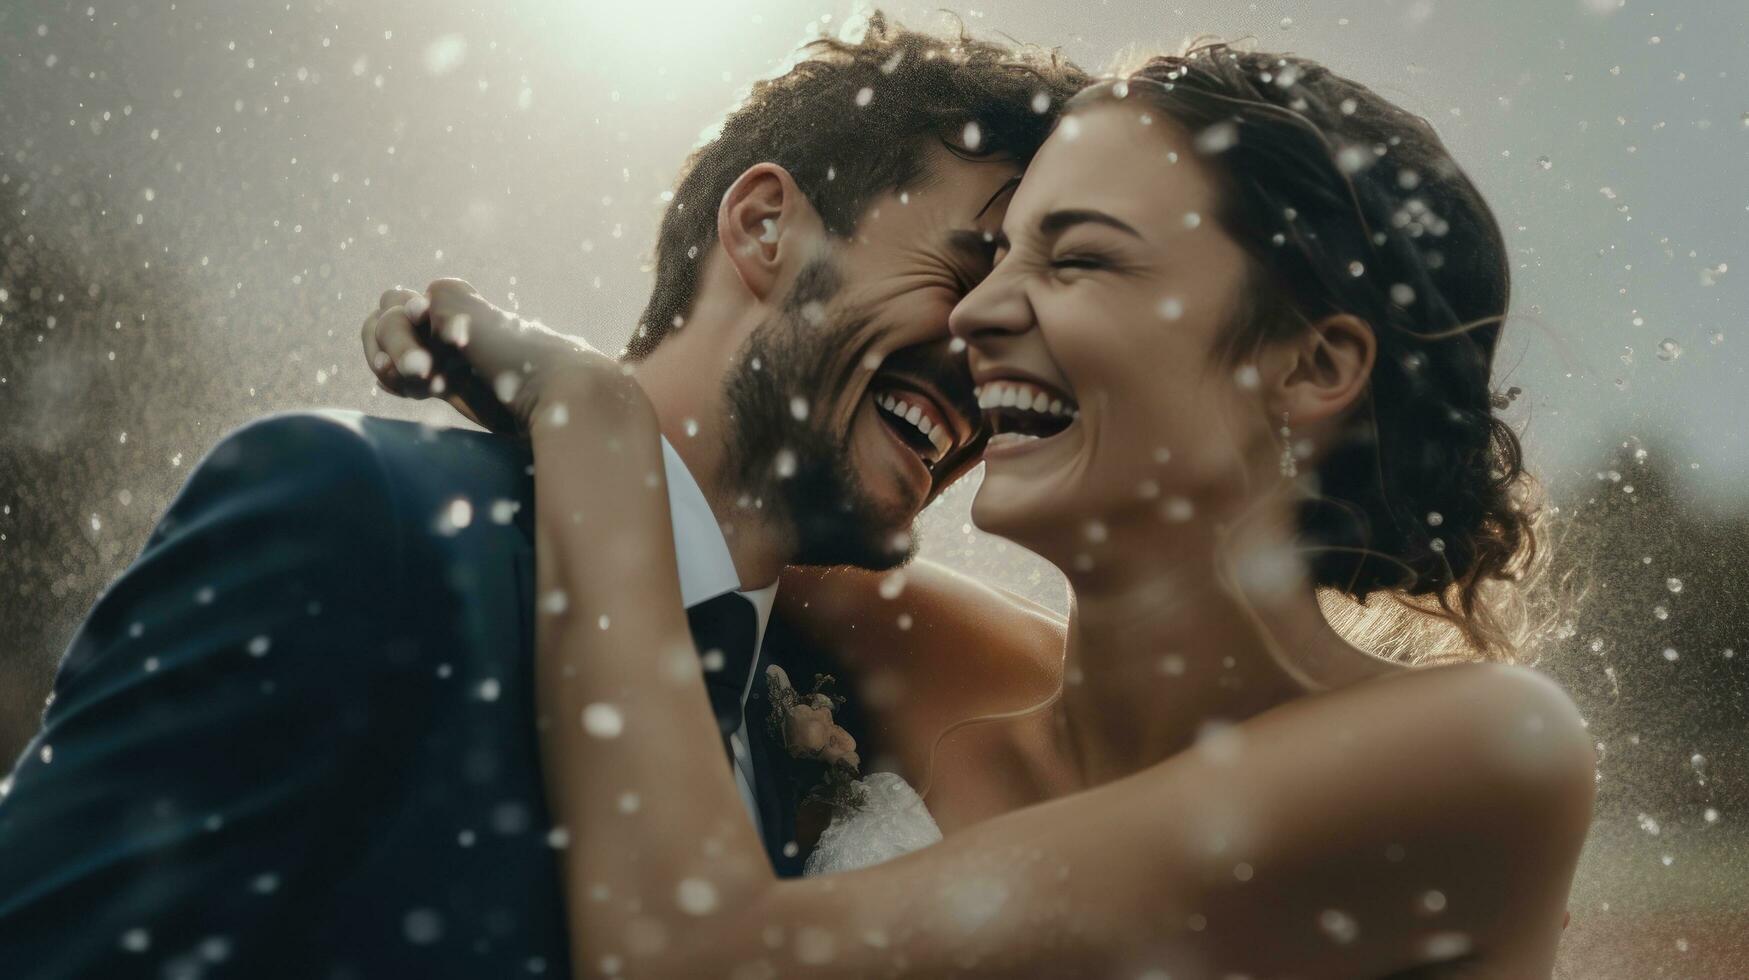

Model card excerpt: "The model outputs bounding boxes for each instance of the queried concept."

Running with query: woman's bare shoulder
[1258,660,1595,813]
[1126,660,1594,974]
[777,558,1066,684]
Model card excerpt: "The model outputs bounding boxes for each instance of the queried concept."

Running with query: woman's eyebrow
[1037,208,1144,240]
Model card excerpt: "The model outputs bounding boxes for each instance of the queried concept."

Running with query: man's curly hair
[623,11,1087,358]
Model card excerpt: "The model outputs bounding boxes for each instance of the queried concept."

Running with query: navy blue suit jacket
[0,411,822,978]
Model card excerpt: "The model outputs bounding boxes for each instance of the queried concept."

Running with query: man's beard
[720,258,917,571]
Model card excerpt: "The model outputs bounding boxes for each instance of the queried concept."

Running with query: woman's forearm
[527,377,776,972]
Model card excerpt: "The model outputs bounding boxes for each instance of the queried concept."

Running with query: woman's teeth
[974,381,1078,420]
[876,393,952,456]
[986,432,1044,450]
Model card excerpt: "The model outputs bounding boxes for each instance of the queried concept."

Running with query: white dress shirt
[659,436,777,837]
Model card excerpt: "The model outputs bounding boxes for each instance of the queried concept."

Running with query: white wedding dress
[803,771,943,876]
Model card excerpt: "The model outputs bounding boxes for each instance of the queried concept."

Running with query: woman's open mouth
[975,379,1079,453]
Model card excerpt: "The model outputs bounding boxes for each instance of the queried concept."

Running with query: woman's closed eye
[1050,252,1115,272]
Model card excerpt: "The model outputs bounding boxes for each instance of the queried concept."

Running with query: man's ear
[1271,313,1377,425]
[717,163,818,304]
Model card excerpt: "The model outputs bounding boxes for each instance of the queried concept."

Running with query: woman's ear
[1274,313,1377,425]
[717,163,816,303]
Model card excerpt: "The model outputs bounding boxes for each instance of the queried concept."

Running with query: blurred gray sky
[4,0,1743,504]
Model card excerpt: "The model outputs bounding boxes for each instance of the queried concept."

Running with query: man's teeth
[876,394,952,455]
[974,381,1078,420]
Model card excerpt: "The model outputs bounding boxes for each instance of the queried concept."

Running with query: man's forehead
[856,156,1019,249]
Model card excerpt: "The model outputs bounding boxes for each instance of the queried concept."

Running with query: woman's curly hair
[1077,44,1539,659]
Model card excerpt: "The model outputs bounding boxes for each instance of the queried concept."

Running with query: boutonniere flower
[764,664,866,810]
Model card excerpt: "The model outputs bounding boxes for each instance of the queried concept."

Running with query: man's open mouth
[871,378,967,471]
[975,379,1079,450]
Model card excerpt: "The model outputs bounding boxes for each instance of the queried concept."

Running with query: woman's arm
[530,375,1594,978]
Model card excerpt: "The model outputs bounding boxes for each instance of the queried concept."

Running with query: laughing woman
[371,45,1591,978]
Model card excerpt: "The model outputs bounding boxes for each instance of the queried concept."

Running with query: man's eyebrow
[1038,208,1144,240]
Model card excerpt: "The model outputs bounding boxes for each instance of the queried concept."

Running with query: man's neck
[628,345,792,592]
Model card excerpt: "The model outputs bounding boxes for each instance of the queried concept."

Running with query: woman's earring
[1279,411,1297,478]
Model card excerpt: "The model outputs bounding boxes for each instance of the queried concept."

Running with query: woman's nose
[948,267,1032,344]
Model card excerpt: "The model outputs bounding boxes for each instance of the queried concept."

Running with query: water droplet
[961,121,982,151]
[403,908,444,945]
[423,33,468,76]
[1656,338,1682,361]
[1422,931,1473,959]
[1319,908,1359,944]
[676,877,720,915]
[582,703,624,738]
[1194,121,1238,155]
[877,572,907,600]
[439,497,473,533]
[1336,144,1371,174]
[796,926,838,965]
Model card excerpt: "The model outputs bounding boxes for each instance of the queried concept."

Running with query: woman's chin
[968,477,1058,549]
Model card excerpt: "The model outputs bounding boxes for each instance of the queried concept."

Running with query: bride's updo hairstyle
[1076,45,1537,659]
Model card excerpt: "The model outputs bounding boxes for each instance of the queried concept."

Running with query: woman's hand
[360,278,629,437]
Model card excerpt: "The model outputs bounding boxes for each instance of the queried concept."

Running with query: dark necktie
[684,592,760,757]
